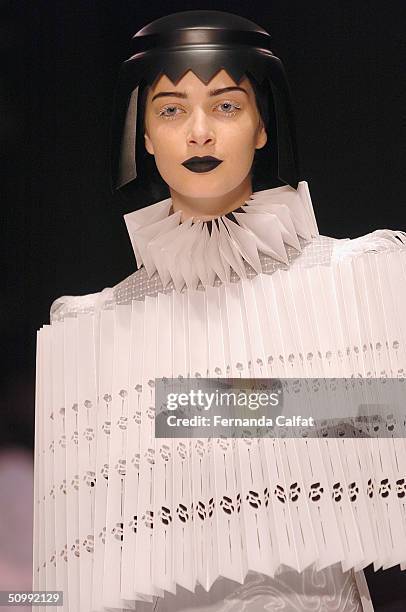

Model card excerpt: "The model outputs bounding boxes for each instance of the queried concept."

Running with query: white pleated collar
[124,181,319,292]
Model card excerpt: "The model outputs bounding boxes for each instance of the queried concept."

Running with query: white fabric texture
[122,182,318,292]
[147,564,364,612]
[33,181,406,611]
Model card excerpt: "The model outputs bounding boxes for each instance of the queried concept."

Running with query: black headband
[131,29,274,54]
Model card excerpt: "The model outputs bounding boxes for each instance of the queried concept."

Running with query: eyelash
[158,101,242,120]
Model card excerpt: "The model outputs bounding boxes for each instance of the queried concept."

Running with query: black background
[1,1,406,605]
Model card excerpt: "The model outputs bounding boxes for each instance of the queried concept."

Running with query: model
[33,11,406,612]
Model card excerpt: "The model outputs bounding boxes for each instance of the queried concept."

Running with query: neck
[170,176,253,221]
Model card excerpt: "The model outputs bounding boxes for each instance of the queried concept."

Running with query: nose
[186,109,215,148]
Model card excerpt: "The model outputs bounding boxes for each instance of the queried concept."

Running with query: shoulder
[331,229,406,262]
[291,230,405,269]
[49,265,161,322]
[50,286,115,322]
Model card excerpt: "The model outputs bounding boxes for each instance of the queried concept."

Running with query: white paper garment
[32,181,406,611]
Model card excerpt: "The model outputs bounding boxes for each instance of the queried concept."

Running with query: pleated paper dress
[33,182,406,611]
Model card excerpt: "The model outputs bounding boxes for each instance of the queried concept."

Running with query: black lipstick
[182,156,223,173]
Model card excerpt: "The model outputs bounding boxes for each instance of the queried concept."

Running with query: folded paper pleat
[33,248,406,611]
[124,181,318,290]
[33,181,406,611]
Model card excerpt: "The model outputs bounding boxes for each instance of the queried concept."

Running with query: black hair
[247,73,283,191]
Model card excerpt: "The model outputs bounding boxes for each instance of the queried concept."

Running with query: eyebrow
[151,86,248,102]
[210,86,248,97]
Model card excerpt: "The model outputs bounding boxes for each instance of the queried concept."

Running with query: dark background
[1,1,406,606]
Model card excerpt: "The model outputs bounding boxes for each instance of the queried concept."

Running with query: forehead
[149,68,253,96]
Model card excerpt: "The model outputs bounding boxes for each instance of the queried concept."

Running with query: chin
[181,188,228,198]
[171,176,243,200]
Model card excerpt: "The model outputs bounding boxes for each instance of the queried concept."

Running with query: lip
[182,156,223,173]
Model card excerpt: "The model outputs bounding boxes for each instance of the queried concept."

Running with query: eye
[214,101,242,116]
[158,105,185,120]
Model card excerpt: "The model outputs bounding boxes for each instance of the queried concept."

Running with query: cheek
[147,122,174,152]
[148,129,185,185]
[223,121,258,157]
[153,133,185,175]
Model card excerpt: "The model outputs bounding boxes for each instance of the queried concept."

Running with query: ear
[255,122,267,150]
[144,132,154,155]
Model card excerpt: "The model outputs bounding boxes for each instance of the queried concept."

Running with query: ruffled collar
[124,181,319,292]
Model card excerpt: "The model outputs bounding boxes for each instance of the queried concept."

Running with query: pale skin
[144,69,267,220]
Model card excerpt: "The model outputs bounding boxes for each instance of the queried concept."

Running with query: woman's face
[144,69,267,199]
